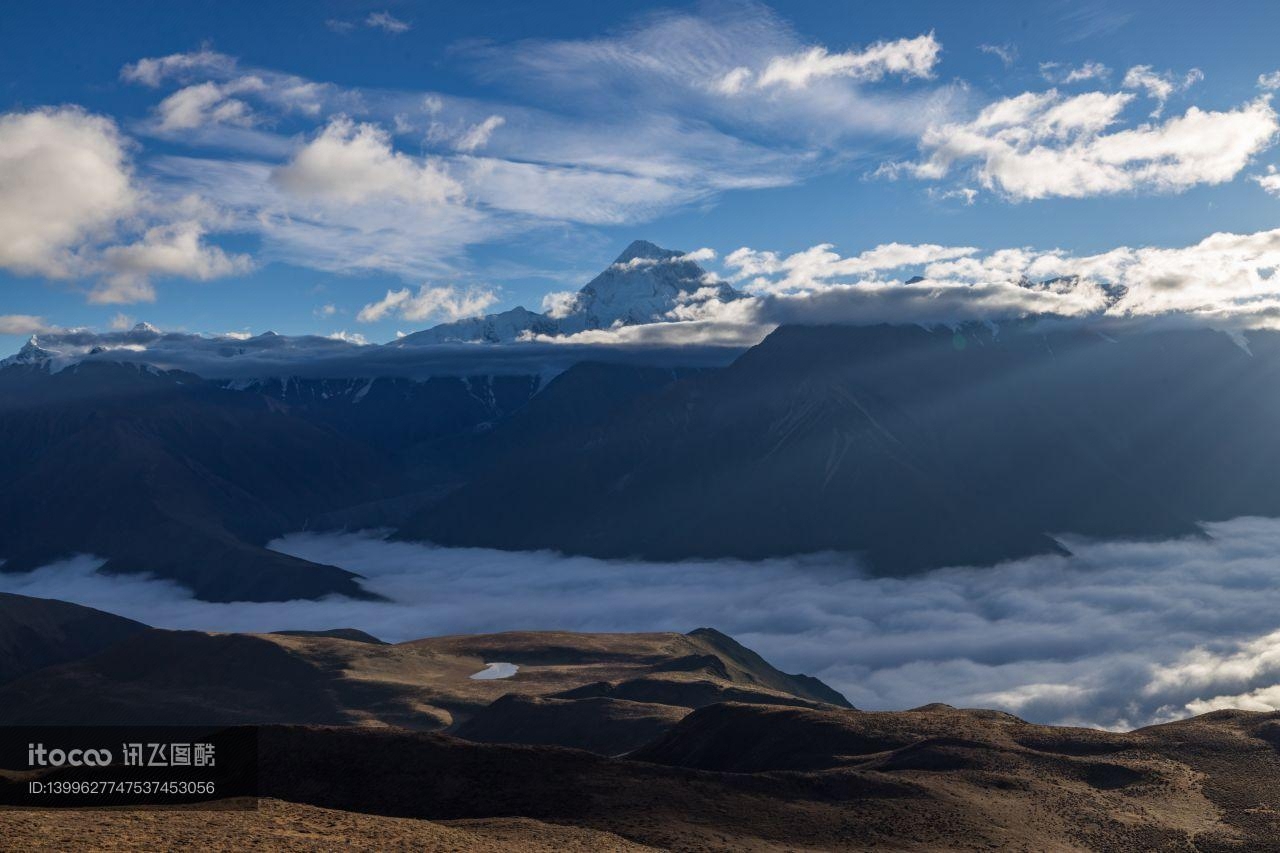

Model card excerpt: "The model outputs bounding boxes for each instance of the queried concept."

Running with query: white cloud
[315,303,338,317]
[123,50,335,133]
[725,241,979,291]
[325,329,369,345]
[1260,71,1280,92]
[679,247,717,263]
[0,105,250,302]
[540,291,581,319]
[714,66,753,95]
[455,115,505,152]
[22,515,1280,729]
[1121,65,1204,117]
[662,225,1280,341]
[273,116,461,206]
[95,220,253,303]
[1255,164,1280,196]
[460,156,690,224]
[927,186,978,205]
[978,43,1017,68]
[105,9,957,283]
[365,11,410,34]
[0,107,136,278]
[754,32,940,89]
[357,284,498,323]
[1039,60,1110,84]
[889,89,1277,200]
[0,314,54,335]
[156,154,493,280]
[120,48,237,87]
[108,312,135,330]
[155,78,265,131]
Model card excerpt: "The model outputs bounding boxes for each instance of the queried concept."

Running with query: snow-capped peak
[2,335,58,367]
[400,239,740,345]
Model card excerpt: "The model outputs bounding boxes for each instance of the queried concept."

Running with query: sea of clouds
[9,517,1280,730]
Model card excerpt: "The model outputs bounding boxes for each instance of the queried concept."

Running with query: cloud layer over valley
[11,517,1280,730]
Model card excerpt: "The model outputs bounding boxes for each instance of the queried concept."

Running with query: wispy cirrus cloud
[75,7,954,296]
[1039,60,1110,84]
[978,43,1017,68]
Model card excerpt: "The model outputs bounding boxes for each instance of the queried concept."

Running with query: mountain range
[7,239,1280,602]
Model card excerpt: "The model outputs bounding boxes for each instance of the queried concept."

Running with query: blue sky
[4,0,1280,352]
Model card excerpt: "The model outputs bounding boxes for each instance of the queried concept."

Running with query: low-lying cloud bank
[15,223,1280,358]
[536,226,1280,346]
[5,323,743,379]
[9,517,1280,730]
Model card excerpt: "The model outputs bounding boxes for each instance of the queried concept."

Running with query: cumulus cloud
[1260,71,1280,92]
[1256,164,1280,196]
[96,220,253,303]
[325,329,368,345]
[0,315,54,335]
[273,116,461,205]
[16,516,1280,729]
[0,106,249,301]
[123,49,332,129]
[154,78,265,131]
[885,88,1277,200]
[1122,64,1204,116]
[357,284,498,323]
[0,107,136,278]
[540,290,581,319]
[725,241,978,291]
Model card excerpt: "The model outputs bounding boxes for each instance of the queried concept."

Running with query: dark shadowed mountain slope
[455,694,686,755]
[222,374,544,459]
[0,361,397,601]
[0,592,149,684]
[404,322,1280,573]
[242,709,1280,850]
[14,706,1280,850]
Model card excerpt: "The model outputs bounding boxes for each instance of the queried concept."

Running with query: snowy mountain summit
[1,336,57,367]
[398,240,738,345]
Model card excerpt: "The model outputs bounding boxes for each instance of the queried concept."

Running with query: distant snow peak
[3,335,58,366]
[399,239,740,345]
